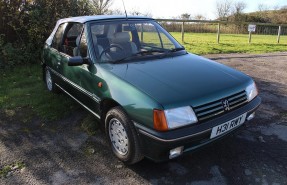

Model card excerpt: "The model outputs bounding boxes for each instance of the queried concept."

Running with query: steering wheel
[99,44,124,61]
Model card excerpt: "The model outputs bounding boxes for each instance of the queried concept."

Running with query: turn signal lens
[153,109,168,131]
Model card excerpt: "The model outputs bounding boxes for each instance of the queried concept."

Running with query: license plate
[210,113,247,139]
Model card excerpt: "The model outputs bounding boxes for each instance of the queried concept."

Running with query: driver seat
[110,32,138,55]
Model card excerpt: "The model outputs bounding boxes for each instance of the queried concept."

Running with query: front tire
[44,67,59,93]
[105,106,143,164]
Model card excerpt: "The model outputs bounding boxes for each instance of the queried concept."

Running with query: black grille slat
[194,90,248,122]
[230,100,248,109]
[198,110,225,121]
[197,106,223,117]
[196,104,222,114]
[228,94,246,101]
[229,97,247,105]
[195,101,222,112]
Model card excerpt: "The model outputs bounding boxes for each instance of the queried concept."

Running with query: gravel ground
[1,52,287,185]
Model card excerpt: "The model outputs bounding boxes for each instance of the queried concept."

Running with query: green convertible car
[42,15,261,164]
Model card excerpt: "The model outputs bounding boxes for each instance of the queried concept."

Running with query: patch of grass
[0,162,25,178]
[170,32,287,55]
[0,65,78,121]
[0,166,11,178]
[81,114,100,136]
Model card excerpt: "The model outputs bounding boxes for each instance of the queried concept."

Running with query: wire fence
[157,19,287,43]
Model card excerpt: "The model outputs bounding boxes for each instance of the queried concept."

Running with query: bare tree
[193,14,206,20]
[130,9,152,17]
[233,1,246,14]
[90,0,113,15]
[130,10,141,16]
[107,8,123,15]
[181,13,191,20]
[215,0,232,20]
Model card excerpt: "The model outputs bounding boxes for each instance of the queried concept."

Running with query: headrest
[111,32,130,43]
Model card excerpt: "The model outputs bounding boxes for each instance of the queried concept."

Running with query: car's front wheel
[105,106,143,164]
[44,67,59,93]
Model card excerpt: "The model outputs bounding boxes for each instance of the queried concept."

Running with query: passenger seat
[110,32,138,55]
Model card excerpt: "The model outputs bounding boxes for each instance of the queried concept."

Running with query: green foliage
[0,31,43,69]
[0,0,99,69]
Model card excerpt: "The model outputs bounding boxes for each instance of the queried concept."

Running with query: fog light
[169,146,184,159]
[247,112,255,121]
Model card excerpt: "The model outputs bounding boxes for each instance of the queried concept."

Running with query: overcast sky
[111,0,287,19]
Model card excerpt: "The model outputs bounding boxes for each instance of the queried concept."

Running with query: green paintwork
[42,17,254,130]
[104,53,253,109]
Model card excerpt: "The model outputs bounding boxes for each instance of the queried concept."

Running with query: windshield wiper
[136,49,166,55]
[168,47,186,53]
[111,47,185,63]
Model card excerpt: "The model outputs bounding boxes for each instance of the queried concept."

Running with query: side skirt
[55,83,101,119]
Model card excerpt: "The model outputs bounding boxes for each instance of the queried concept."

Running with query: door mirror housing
[68,56,90,66]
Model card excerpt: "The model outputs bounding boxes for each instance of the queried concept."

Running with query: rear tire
[44,67,59,93]
[105,106,143,164]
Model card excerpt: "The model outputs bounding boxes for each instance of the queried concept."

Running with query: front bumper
[134,96,261,162]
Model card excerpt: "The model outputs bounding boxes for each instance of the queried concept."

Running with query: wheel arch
[100,98,121,124]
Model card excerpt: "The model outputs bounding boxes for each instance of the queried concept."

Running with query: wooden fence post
[248,31,252,44]
[277,26,282,44]
[141,23,144,42]
[181,22,185,43]
[217,23,221,44]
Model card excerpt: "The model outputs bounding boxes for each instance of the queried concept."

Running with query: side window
[91,24,108,57]
[62,23,84,56]
[51,23,66,50]
[67,24,83,37]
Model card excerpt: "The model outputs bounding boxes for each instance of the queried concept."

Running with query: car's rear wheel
[44,67,59,93]
[105,106,143,164]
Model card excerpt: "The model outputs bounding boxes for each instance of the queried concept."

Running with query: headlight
[153,106,198,131]
[245,82,258,102]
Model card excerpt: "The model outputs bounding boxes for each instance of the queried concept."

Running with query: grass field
[170,32,287,55]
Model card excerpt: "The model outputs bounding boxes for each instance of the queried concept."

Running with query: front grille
[193,90,248,122]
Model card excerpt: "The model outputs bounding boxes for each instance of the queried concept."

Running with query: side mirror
[68,56,90,66]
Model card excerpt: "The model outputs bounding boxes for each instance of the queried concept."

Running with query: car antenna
[121,0,128,20]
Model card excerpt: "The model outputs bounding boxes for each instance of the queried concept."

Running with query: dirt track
[1,52,287,185]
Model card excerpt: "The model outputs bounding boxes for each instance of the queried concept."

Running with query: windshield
[90,20,184,63]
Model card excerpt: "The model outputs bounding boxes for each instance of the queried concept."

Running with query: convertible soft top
[46,15,153,45]
[57,15,153,24]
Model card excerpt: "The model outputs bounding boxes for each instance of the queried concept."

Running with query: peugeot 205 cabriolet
[42,15,261,164]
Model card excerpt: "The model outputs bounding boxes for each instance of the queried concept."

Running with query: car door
[56,23,101,116]
[58,23,84,97]
[45,23,67,84]
[75,26,106,116]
